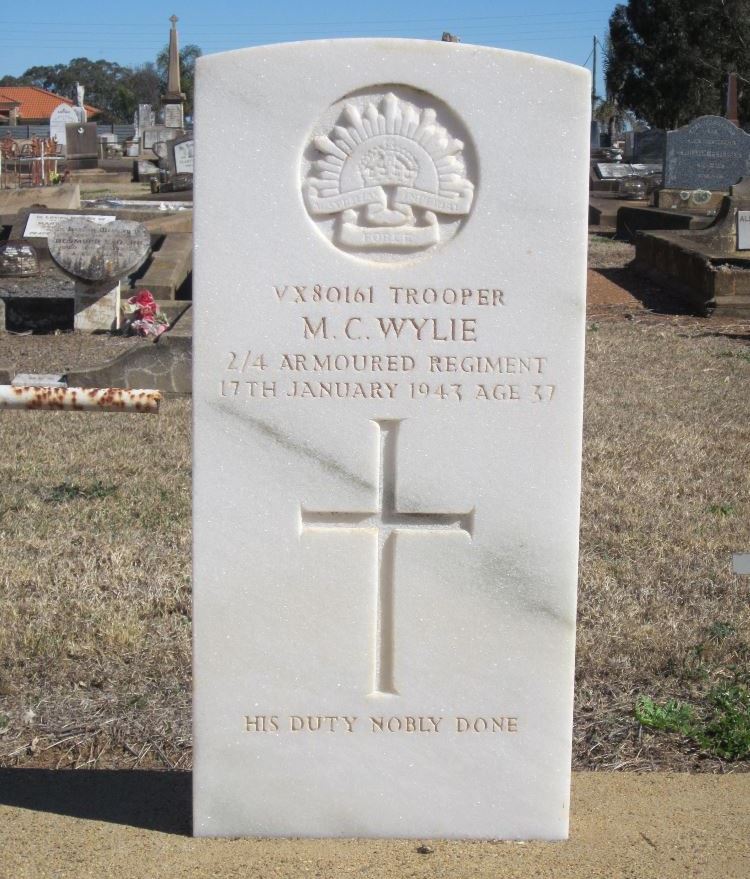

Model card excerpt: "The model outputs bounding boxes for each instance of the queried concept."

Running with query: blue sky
[3,0,614,94]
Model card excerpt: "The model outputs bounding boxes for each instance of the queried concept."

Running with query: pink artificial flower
[130,319,151,336]
[139,303,158,320]
[131,290,156,308]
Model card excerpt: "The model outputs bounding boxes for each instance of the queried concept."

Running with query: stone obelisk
[163,14,186,128]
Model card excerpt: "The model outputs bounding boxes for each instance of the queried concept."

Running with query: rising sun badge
[304,92,475,253]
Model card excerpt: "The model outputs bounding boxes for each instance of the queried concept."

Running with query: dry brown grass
[0,315,748,771]
[586,234,636,270]
[578,318,750,770]
[0,401,192,768]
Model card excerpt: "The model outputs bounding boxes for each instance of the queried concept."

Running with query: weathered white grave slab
[193,39,590,840]
[24,213,116,239]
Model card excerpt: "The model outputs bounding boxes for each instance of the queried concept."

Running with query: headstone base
[66,157,99,171]
[74,280,120,332]
[656,188,725,214]
[134,160,159,182]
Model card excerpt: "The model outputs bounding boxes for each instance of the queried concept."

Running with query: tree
[156,43,202,118]
[117,63,163,121]
[1,45,200,123]
[605,0,750,129]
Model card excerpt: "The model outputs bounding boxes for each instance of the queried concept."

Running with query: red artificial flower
[132,290,155,308]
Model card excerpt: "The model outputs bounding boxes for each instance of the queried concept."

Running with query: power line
[0,36,602,51]
[0,19,607,38]
[0,10,618,29]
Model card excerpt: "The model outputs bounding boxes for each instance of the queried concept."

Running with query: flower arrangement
[121,290,169,337]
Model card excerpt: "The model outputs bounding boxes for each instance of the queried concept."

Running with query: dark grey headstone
[48,218,151,282]
[65,122,98,170]
[0,241,39,277]
[665,116,750,190]
[632,129,665,164]
[590,120,601,149]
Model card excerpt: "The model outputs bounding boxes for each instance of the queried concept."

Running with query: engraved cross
[301,419,474,696]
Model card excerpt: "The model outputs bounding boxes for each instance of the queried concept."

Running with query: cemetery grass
[0,294,749,772]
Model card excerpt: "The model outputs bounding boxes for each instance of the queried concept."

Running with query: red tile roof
[0,86,100,121]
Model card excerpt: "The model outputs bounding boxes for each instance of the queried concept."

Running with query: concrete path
[0,771,747,877]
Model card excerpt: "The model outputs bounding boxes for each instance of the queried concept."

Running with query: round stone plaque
[48,219,151,282]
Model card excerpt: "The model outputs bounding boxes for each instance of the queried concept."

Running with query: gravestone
[141,126,181,154]
[167,134,193,175]
[65,122,98,170]
[0,241,39,277]
[737,210,750,250]
[163,15,186,129]
[590,119,601,149]
[623,130,634,159]
[48,218,150,330]
[632,129,665,164]
[134,160,159,182]
[596,162,661,180]
[23,212,116,239]
[664,115,750,190]
[164,104,184,129]
[138,103,156,132]
[152,141,170,163]
[193,40,589,840]
[733,553,750,574]
[49,103,79,152]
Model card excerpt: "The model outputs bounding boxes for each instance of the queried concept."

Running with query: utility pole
[591,35,598,111]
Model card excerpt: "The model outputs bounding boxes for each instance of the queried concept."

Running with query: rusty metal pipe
[0,386,162,413]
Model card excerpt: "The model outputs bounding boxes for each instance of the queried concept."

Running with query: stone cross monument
[163,14,186,129]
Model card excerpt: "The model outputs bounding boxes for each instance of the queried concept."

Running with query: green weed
[636,684,750,760]
[635,697,696,735]
[708,503,734,516]
[44,481,118,503]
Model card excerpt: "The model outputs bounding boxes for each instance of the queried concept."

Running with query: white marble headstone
[172,138,193,174]
[193,39,590,840]
[49,103,79,151]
